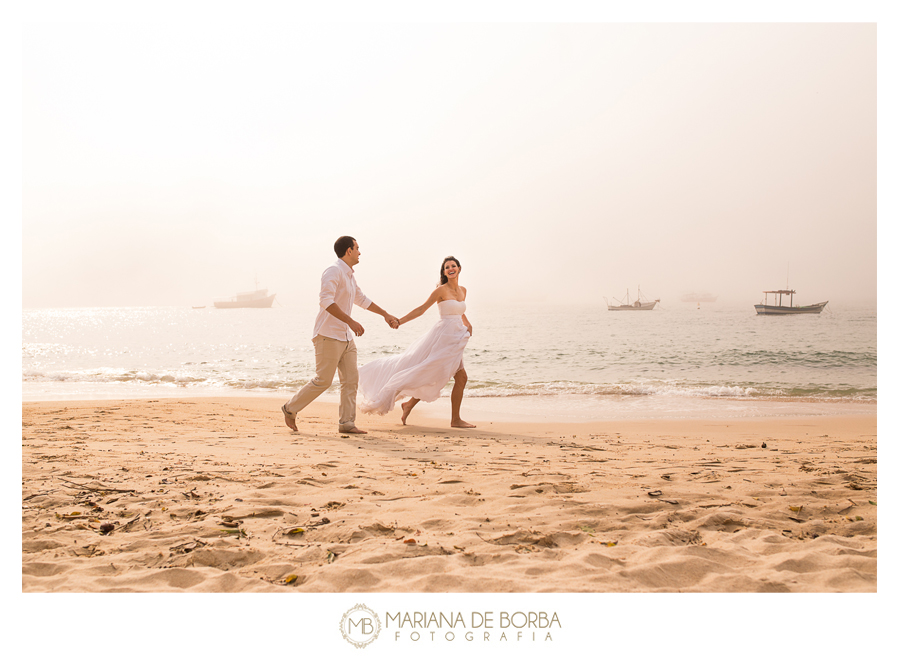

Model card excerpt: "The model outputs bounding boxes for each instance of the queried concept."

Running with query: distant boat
[191,306,206,309]
[605,287,660,311]
[214,282,276,309]
[680,292,717,303]
[754,290,827,315]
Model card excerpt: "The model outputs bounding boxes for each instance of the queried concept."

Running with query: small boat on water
[214,283,276,309]
[754,290,827,315]
[605,287,660,311]
[191,306,206,309]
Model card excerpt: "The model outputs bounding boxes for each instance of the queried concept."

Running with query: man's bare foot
[451,419,476,428]
[400,399,415,425]
[343,427,368,434]
[282,404,297,431]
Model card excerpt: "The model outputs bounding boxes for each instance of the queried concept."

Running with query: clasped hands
[385,315,400,329]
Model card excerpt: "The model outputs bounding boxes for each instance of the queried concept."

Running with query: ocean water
[22,303,876,420]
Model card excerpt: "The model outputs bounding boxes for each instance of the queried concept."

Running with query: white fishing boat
[754,290,827,315]
[605,287,660,311]
[214,279,276,309]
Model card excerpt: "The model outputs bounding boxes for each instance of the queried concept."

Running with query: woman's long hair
[439,256,461,285]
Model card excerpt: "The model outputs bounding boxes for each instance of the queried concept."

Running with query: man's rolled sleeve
[354,285,372,310]
[319,269,339,309]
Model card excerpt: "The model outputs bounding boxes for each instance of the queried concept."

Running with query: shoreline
[23,396,876,593]
[20,387,877,422]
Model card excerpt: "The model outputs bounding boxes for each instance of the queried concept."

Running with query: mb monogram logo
[340,604,382,648]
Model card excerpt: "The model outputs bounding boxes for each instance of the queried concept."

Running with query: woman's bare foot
[451,419,476,428]
[400,398,417,425]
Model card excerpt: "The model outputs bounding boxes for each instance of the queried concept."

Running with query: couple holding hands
[282,236,475,433]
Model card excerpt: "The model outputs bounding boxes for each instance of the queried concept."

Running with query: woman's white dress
[358,300,470,415]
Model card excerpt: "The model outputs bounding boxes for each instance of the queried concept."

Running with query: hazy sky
[22,19,878,311]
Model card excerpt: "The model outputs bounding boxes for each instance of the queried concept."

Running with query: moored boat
[214,286,276,309]
[605,287,660,311]
[754,290,827,315]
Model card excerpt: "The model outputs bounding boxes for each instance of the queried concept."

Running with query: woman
[358,256,475,428]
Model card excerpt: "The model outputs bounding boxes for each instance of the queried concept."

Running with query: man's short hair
[334,236,356,259]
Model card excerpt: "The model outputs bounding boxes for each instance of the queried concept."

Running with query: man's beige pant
[285,335,359,431]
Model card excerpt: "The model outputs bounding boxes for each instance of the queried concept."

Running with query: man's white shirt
[312,259,372,341]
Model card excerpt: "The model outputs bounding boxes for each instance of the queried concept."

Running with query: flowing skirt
[358,316,470,415]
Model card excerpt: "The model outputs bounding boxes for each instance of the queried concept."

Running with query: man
[282,236,399,434]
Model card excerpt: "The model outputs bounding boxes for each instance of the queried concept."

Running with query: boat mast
[786,264,791,307]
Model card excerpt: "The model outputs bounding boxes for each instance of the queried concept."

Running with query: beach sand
[22,397,876,593]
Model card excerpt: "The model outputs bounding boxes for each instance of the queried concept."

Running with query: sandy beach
[22,397,876,593]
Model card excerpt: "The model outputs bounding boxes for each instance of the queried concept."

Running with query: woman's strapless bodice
[438,299,466,316]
